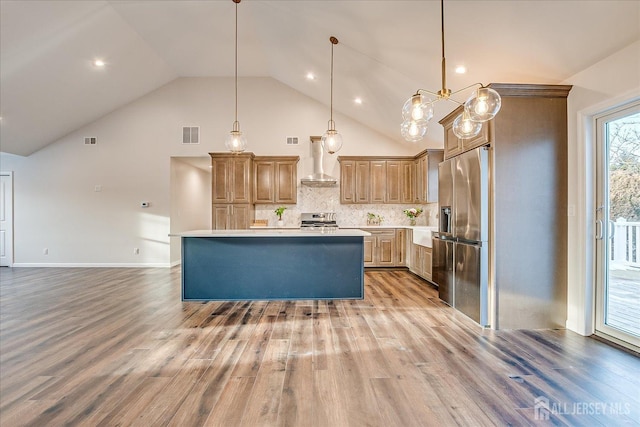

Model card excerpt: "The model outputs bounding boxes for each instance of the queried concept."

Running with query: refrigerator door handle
[456,237,482,247]
[433,232,455,242]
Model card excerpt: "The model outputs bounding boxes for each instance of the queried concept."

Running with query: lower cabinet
[212,204,254,230]
[363,228,407,267]
[410,243,432,281]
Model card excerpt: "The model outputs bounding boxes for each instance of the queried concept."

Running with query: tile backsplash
[255,186,438,228]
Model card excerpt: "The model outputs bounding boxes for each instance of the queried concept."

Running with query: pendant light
[401,0,501,141]
[224,0,247,153]
[321,36,343,155]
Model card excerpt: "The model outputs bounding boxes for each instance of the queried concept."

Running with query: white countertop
[171,229,371,238]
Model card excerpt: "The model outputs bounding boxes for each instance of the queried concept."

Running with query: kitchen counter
[173,229,368,301]
[175,228,370,237]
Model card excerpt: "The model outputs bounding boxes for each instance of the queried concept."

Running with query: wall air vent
[286,136,299,145]
[84,137,97,145]
[182,127,200,144]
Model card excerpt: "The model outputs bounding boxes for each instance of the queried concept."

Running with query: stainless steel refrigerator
[432,147,489,326]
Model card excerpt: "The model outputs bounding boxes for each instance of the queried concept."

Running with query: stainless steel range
[300,212,338,229]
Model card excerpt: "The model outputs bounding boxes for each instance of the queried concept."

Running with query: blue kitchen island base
[180,233,365,301]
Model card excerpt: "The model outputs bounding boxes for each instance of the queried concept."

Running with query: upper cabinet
[370,161,386,203]
[414,150,443,203]
[340,160,371,203]
[440,113,492,160]
[339,153,440,205]
[386,160,415,203]
[211,153,254,203]
[253,156,299,204]
[210,152,299,230]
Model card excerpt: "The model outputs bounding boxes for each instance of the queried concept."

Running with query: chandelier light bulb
[225,128,247,153]
[402,93,433,124]
[321,129,343,154]
[401,120,427,142]
[466,87,501,122]
[409,121,419,136]
[452,110,481,139]
[475,98,489,115]
[412,101,424,121]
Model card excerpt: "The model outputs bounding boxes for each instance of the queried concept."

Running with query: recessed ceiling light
[455,65,466,74]
[94,59,105,67]
[354,97,363,105]
[306,72,315,80]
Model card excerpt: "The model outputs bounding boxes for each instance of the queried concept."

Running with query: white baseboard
[11,262,172,268]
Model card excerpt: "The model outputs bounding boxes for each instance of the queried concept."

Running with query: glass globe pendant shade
[402,93,433,123]
[452,111,482,139]
[321,129,343,154]
[401,119,428,142]
[224,127,247,153]
[465,87,501,122]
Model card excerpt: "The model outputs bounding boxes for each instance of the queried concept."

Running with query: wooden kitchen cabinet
[414,150,443,203]
[364,229,396,267]
[253,156,299,204]
[438,84,572,329]
[210,153,253,203]
[339,154,439,204]
[401,160,415,203]
[339,160,370,204]
[363,228,408,267]
[441,118,491,160]
[386,160,414,204]
[370,161,386,203]
[212,204,254,230]
[410,243,432,281]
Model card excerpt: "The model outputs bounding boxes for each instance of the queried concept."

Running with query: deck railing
[612,218,640,268]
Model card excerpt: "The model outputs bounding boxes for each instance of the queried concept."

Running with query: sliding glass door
[594,101,640,351]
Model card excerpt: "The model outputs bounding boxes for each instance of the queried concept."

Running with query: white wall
[0,76,418,266]
[169,158,211,265]
[564,40,640,335]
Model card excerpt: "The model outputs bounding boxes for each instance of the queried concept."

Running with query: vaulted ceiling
[1,0,639,156]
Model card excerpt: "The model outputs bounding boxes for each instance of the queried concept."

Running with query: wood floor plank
[1,266,638,427]
[205,376,256,427]
[166,339,248,427]
[278,312,315,425]
[312,369,351,427]
[239,338,289,426]
[94,376,171,427]
[230,313,277,378]
[330,326,382,426]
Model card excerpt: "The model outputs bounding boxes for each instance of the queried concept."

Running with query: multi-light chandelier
[401,0,501,142]
[225,0,247,153]
[321,36,343,155]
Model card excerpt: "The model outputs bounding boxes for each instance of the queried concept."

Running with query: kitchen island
[172,229,370,301]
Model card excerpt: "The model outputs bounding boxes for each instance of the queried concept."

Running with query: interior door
[594,101,640,351]
[0,172,13,267]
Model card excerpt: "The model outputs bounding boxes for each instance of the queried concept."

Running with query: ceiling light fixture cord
[234,0,238,127]
[225,0,247,152]
[330,38,334,125]
[440,0,446,96]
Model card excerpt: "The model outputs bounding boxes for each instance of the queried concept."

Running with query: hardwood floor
[1,267,638,426]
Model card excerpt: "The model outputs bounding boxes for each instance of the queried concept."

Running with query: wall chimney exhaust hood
[301,136,337,187]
